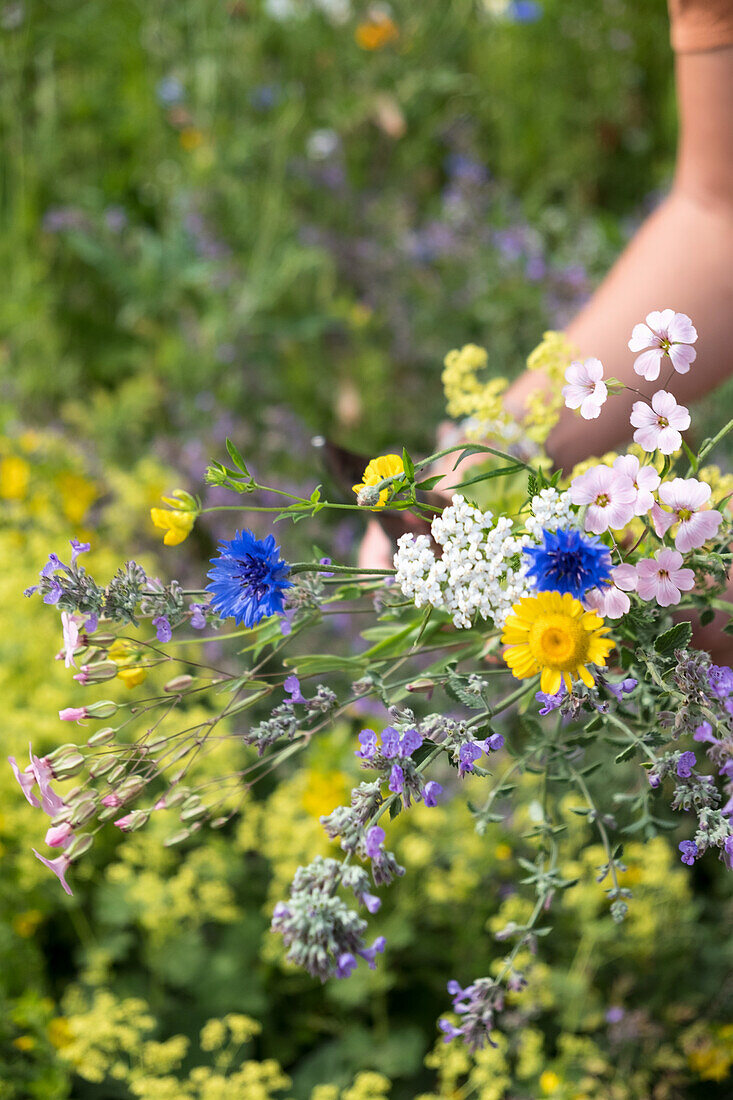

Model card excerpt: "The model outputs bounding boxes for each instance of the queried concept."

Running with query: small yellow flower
[12,909,43,938]
[179,127,204,151]
[355,15,399,51]
[501,591,613,695]
[494,843,512,861]
[0,455,31,500]
[13,1035,35,1052]
[48,1017,74,1050]
[353,454,404,509]
[150,490,198,546]
[539,1070,561,1094]
[116,666,148,689]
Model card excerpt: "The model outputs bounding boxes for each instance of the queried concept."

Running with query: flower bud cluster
[439,977,505,1052]
[271,856,386,982]
[245,677,336,755]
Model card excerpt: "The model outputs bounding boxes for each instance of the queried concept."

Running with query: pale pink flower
[569,465,637,534]
[612,454,660,516]
[101,792,122,808]
[583,563,637,619]
[562,357,608,420]
[45,822,73,848]
[630,390,690,455]
[60,611,80,669]
[113,814,135,831]
[628,309,697,381]
[59,706,87,722]
[8,756,40,806]
[635,548,695,607]
[32,849,73,895]
[651,477,723,552]
[9,745,64,816]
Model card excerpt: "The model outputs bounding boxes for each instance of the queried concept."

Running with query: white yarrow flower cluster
[524,488,579,541]
[393,495,534,629]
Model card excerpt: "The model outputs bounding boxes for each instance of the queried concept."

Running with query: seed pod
[164,674,194,693]
[89,757,116,779]
[164,828,191,847]
[66,834,94,861]
[85,700,119,719]
[53,753,86,778]
[87,727,117,748]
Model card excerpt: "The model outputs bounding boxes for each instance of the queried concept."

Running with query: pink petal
[32,849,73,896]
[655,575,681,607]
[668,405,691,431]
[656,427,682,455]
[646,309,672,334]
[651,502,676,538]
[670,568,695,593]
[668,343,696,374]
[562,382,587,410]
[45,822,73,848]
[629,401,656,429]
[651,390,678,417]
[667,312,697,343]
[628,322,655,353]
[655,548,684,571]
[612,564,638,592]
[584,357,604,382]
[636,466,661,492]
[633,425,661,453]
[675,510,722,552]
[580,394,604,419]
[8,757,41,807]
[613,454,640,480]
[606,500,635,530]
[633,348,664,380]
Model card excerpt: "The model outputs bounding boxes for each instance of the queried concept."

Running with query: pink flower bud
[45,822,73,848]
[59,707,87,722]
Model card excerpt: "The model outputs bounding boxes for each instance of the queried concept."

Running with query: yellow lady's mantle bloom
[353,454,404,509]
[150,490,197,546]
[355,15,399,51]
[501,591,613,694]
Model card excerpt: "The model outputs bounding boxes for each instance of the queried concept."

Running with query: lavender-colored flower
[189,603,207,629]
[152,615,172,643]
[388,764,404,793]
[357,729,378,759]
[423,781,443,807]
[358,936,386,969]
[335,952,357,979]
[399,728,422,757]
[365,826,385,859]
[606,1006,625,1024]
[677,751,697,778]
[283,675,307,705]
[381,727,400,758]
[679,839,699,866]
[536,688,565,715]
[458,742,483,777]
[485,733,505,752]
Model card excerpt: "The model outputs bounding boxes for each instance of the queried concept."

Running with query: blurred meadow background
[2,1,732,1097]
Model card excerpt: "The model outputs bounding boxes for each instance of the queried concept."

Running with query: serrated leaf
[655,620,693,655]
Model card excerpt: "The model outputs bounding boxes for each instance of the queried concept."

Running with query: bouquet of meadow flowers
[14,310,733,1051]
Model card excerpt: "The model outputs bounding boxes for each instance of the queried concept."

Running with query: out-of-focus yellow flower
[523,331,577,445]
[355,14,399,51]
[55,471,98,524]
[353,454,404,509]
[686,1025,733,1081]
[442,344,513,443]
[494,843,512,861]
[49,1017,74,1050]
[179,127,204,151]
[13,1035,36,1051]
[117,666,148,689]
[0,455,31,500]
[12,909,43,937]
[150,490,198,546]
[301,770,350,820]
[539,1069,561,1094]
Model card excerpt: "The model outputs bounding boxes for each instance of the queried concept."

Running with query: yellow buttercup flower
[353,454,404,509]
[150,490,198,546]
[116,667,148,689]
[539,1070,561,1094]
[501,591,613,695]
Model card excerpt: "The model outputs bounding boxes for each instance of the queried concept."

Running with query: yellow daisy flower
[352,454,404,509]
[501,591,614,695]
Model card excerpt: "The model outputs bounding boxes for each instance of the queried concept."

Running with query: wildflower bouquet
[16,311,733,1053]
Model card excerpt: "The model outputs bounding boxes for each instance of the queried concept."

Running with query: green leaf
[415,475,444,491]
[655,620,693,656]
[402,448,415,481]
[225,438,250,475]
[615,743,637,763]
[283,654,368,676]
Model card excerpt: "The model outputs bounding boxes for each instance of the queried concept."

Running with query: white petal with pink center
[628,309,697,381]
[612,454,661,516]
[651,477,723,552]
[629,390,690,455]
[562,357,608,420]
[569,465,636,534]
[635,548,695,607]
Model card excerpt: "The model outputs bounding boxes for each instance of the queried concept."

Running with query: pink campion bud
[74,661,118,685]
[101,793,122,807]
[32,849,73,895]
[45,822,73,848]
[113,813,143,831]
[59,707,87,722]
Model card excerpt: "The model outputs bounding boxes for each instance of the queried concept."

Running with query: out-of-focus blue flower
[524,527,612,599]
[508,1,542,23]
[152,615,172,643]
[156,75,184,106]
[423,781,443,807]
[206,530,292,627]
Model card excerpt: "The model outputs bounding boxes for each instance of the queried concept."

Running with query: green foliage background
[1,1,732,1097]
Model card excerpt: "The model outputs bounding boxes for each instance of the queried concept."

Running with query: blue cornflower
[206,530,292,628]
[524,527,612,599]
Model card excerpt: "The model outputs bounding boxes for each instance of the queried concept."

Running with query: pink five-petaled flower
[651,477,723,553]
[635,548,695,607]
[569,465,637,534]
[629,390,690,456]
[32,849,73,896]
[612,455,660,516]
[628,309,697,381]
[583,563,638,619]
[562,357,608,420]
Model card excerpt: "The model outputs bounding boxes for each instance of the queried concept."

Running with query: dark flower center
[236,554,271,598]
[546,549,588,588]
